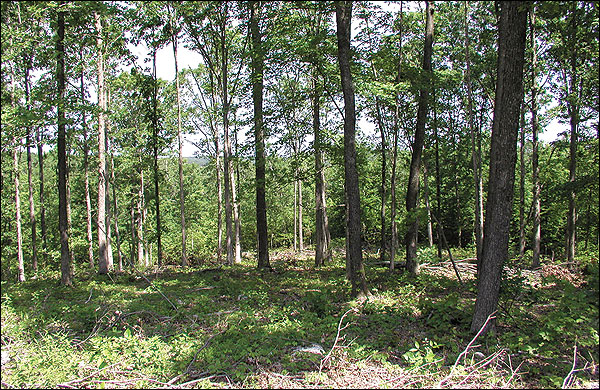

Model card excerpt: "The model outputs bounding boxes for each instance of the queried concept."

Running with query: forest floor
[1,247,598,389]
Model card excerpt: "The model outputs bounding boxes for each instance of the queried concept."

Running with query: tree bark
[95,11,110,275]
[405,0,434,275]
[390,1,403,271]
[13,141,25,282]
[518,108,527,257]
[530,7,541,268]
[80,50,94,269]
[110,151,123,272]
[58,7,72,284]
[464,1,483,262]
[566,1,578,264]
[24,64,38,273]
[171,16,187,267]
[151,48,163,266]
[298,175,303,252]
[250,1,271,270]
[471,1,528,335]
[336,0,368,297]
[36,128,47,265]
[423,164,434,247]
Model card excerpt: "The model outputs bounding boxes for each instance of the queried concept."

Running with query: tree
[57,3,72,285]
[471,1,528,335]
[530,5,541,268]
[250,0,270,270]
[336,0,368,298]
[405,0,434,275]
[95,10,111,275]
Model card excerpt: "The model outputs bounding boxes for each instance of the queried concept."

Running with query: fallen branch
[57,362,120,388]
[562,343,578,389]
[319,308,356,374]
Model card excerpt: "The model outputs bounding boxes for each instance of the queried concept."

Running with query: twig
[438,311,496,387]
[84,288,93,304]
[562,343,578,389]
[167,329,227,385]
[319,308,356,374]
[57,362,120,388]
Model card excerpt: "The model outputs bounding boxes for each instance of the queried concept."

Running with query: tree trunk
[110,152,123,272]
[137,167,145,266]
[390,1,403,271]
[105,89,114,269]
[294,178,297,252]
[58,7,72,284]
[172,23,187,267]
[152,48,163,266]
[36,128,48,266]
[13,142,25,282]
[566,1,578,264]
[215,131,223,263]
[518,108,527,257]
[336,0,368,297]
[434,91,443,260]
[471,1,528,335]
[423,164,434,247]
[250,1,271,270]
[298,176,303,252]
[24,65,38,273]
[313,66,331,266]
[464,1,483,262]
[80,51,94,268]
[405,0,434,275]
[95,11,110,275]
[530,7,541,268]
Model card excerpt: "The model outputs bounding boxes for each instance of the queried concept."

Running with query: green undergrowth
[1,249,598,388]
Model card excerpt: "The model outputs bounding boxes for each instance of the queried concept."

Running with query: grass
[1,247,598,389]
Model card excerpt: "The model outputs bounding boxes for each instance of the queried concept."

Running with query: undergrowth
[1,248,598,389]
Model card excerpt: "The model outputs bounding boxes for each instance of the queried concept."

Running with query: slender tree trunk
[294,179,297,251]
[566,2,578,264]
[336,0,368,297]
[232,157,242,264]
[390,1,403,271]
[80,51,94,268]
[298,176,303,252]
[172,24,187,267]
[471,1,528,335]
[465,1,483,262]
[24,66,38,273]
[95,11,110,274]
[377,97,387,262]
[105,89,114,269]
[405,1,434,275]
[215,133,223,263]
[110,152,123,272]
[13,142,25,282]
[423,165,434,247]
[36,127,47,265]
[58,7,71,284]
[314,66,331,266]
[130,201,135,266]
[434,92,443,260]
[137,167,145,266]
[152,48,163,266]
[250,1,271,270]
[518,108,527,257]
[530,7,541,268]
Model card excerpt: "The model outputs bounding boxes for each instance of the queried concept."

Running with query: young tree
[336,0,368,297]
[57,4,72,285]
[530,5,541,268]
[405,0,434,275]
[250,0,270,270]
[471,1,528,335]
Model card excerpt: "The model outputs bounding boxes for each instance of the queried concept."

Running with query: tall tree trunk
[36,128,47,265]
[336,0,368,297]
[13,141,25,282]
[151,48,163,266]
[566,1,578,264]
[464,1,483,262]
[137,166,145,266]
[377,96,387,262]
[294,178,297,251]
[298,176,303,252]
[313,66,331,266]
[58,7,72,284]
[24,65,38,273]
[95,11,110,274]
[105,88,114,269]
[80,51,94,268]
[390,1,403,271]
[518,108,527,257]
[110,152,123,272]
[471,1,528,335]
[215,132,223,263]
[171,21,187,267]
[530,7,541,268]
[250,1,271,270]
[423,164,434,247]
[405,0,434,275]
[434,91,443,260]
